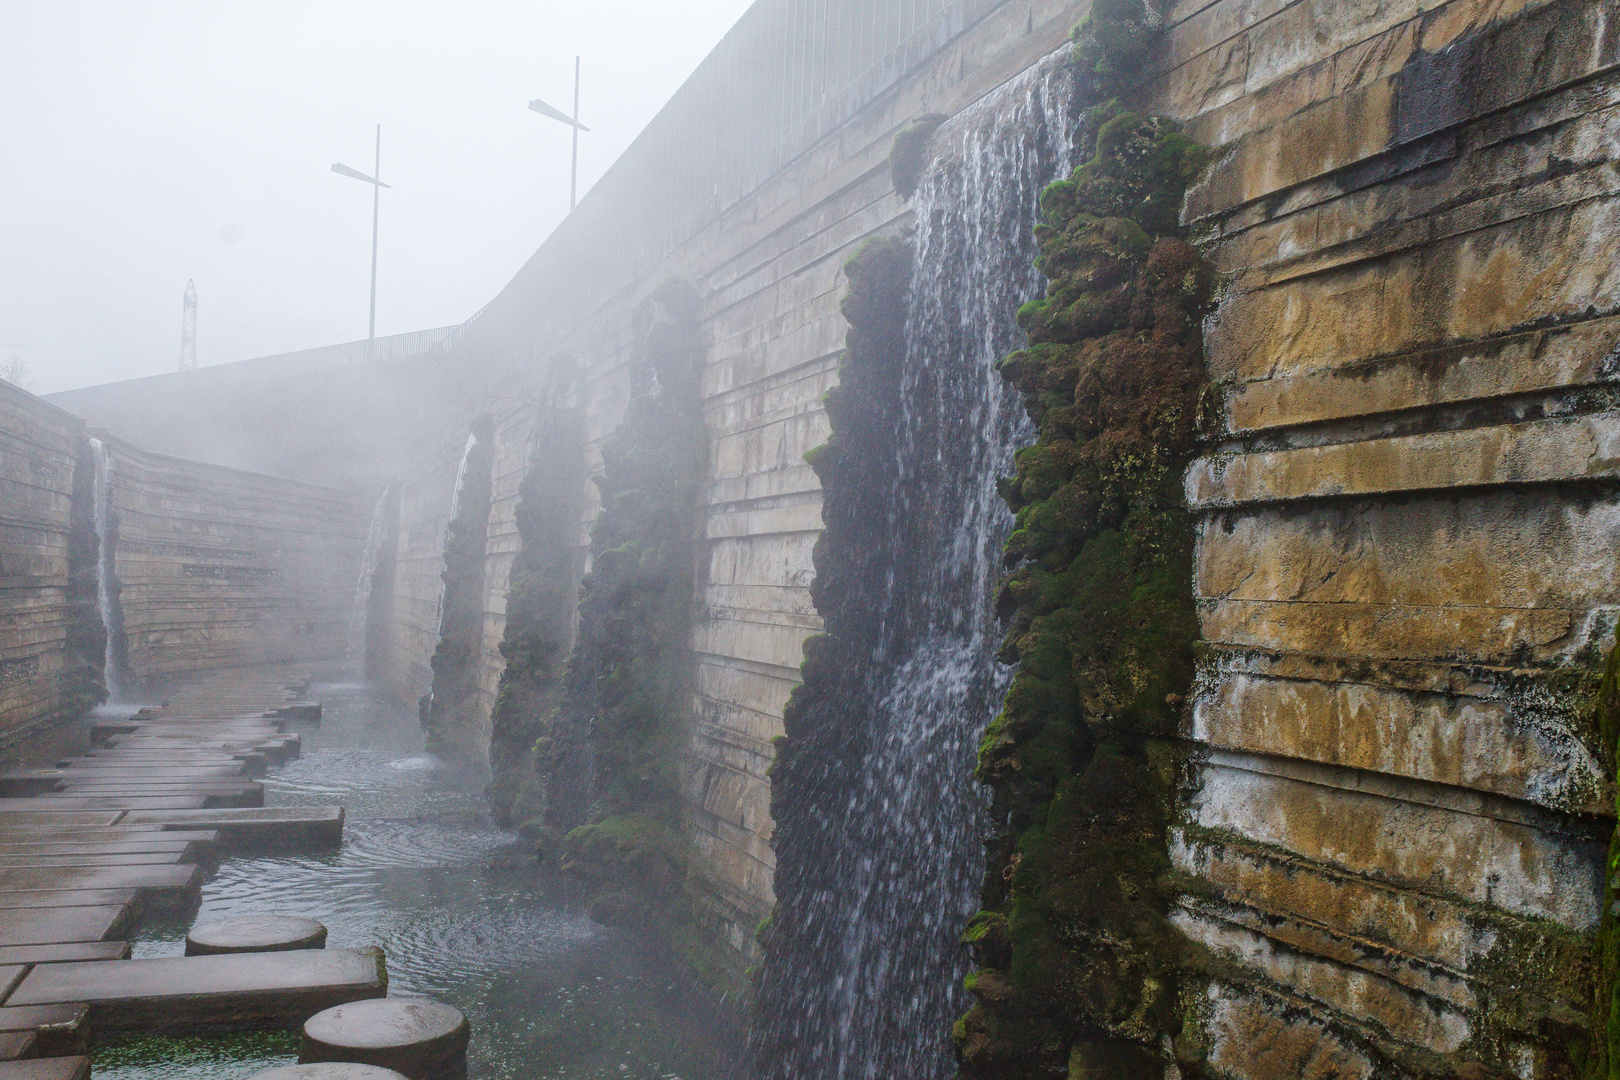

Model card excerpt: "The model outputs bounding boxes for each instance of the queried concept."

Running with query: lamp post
[332,125,390,361]
[529,57,589,212]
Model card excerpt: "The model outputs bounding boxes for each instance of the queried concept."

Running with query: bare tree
[0,354,28,390]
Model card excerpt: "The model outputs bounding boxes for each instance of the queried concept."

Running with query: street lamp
[332,124,390,362]
[530,56,589,212]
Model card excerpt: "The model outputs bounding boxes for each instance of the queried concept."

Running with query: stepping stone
[0,942,129,964]
[0,1032,33,1060]
[0,852,189,868]
[301,998,469,1079]
[121,807,344,848]
[0,829,215,847]
[250,1066,407,1080]
[0,1057,90,1080]
[187,915,327,955]
[0,840,207,859]
[0,864,200,913]
[0,1004,88,1056]
[0,815,121,830]
[0,904,129,946]
[8,947,386,1031]
[15,797,207,811]
[0,890,138,911]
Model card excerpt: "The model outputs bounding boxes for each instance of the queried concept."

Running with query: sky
[0,0,757,395]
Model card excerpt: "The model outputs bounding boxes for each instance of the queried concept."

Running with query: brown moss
[956,28,1215,1078]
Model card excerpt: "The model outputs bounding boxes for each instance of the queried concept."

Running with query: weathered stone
[250,1067,408,1080]
[187,915,327,956]
[300,998,469,1079]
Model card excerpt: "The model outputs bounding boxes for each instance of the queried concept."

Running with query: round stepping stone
[249,1067,408,1080]
[185,914,327,956]
[300,998,469,1079]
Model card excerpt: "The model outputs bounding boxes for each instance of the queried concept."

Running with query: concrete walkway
[0,668,368,1075]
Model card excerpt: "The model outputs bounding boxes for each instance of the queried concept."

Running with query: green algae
[955,6,1215,1074]
[889,114,948,199]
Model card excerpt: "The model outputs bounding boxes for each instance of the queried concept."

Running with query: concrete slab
[0,905,129,946]
[0,968,26,1002]
[0,1058,90,1080]
[0,864,200,912]
[8,798,205,811]
[0,840,205,859]
[122,807,344,848]
[0,816,121,830]
[0,852,189,869]
[0,942,129,965]
[0,1004,88,1056]
[0,890,138,911]
[8,947,387,1031]
[0,829,216,846]
[0,1033,34,1061]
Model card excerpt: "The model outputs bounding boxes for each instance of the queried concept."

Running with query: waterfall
[346,483,395,678]
[435,432,479,640]
[757,50,1077,1080]
[87,437,134,703]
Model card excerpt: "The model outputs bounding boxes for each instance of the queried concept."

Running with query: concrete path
[0,667,357,1068]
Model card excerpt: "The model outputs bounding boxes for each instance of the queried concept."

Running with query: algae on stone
[955,9,1216,1074]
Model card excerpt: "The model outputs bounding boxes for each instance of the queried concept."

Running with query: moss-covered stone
[548,279,708,938]
[424,414,496,759]
[487,364,585,830]
[890,114,947,199]
[956,6,1214,1073]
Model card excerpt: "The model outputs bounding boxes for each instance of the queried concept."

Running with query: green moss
[551,279,707,944]
[954,15,1213,1078]
[889,114,948,199]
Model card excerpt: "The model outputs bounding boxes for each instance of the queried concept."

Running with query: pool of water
[91,681,746,1080]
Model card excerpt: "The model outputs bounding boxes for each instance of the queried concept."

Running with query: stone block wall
[96,434,372,686]
[0,381,96,738]
[363,0,1620,1060]
[1156,0,1619,1071]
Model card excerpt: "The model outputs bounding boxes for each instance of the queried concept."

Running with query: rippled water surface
[94,682,744,1080]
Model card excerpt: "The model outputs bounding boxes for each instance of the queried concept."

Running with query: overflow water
[87,436,134,703]
[436,432,480,639]
[93,680,744,1079]
[346,483,395,677]
[757,52,1076,1080]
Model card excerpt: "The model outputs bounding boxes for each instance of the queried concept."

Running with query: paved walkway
[0,668,373,1076]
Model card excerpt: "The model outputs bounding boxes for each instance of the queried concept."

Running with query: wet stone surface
[251,1066,409,1080]
[301,998,468,1077]
[186,915,327,955]
[93,680,743,1080]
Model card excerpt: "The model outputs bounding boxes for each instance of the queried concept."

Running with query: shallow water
[93,681,744,1080]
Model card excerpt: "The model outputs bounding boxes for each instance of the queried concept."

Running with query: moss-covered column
[546,281,709,943]
[954,4,1216,1074]
[425,414,497,760]
[487,366,586,831]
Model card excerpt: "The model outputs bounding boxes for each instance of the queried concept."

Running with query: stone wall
[1160,0,1618,1072]
[97,434,372,687]
[0,380,98,738]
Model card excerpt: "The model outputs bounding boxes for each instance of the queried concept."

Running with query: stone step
[0,852,189,869]
[0,891,138,911]
[0,942,129,965]
[1,798,206,812]
[0,830,216,847]
[0,1057,91,1080]
[0,1005,87,1057]
[7,947,387,1032]
[0,1033,33,1061]
[0,815,122,830]
[0,864,200,913]
[121,807,344,848]
[0,904,130,946]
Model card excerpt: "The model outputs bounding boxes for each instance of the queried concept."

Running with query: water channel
[81,678,744,1080]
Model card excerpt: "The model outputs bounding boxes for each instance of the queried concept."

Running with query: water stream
[92,681,744,1079]
[346,484,395,678]
[87,436,134,703]
[756,51,1076,1079]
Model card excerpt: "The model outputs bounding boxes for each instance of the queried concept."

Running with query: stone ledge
[1186,413,1620,508]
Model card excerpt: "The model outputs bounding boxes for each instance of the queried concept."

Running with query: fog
[0,0,753,395]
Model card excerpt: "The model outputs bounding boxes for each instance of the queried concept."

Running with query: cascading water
[346,482,396,678]
[87,437,134,703]
[435,433,479,641]
[756,51,1077,1079]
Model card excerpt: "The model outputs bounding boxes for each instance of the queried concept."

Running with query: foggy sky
[1,1,755,395]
